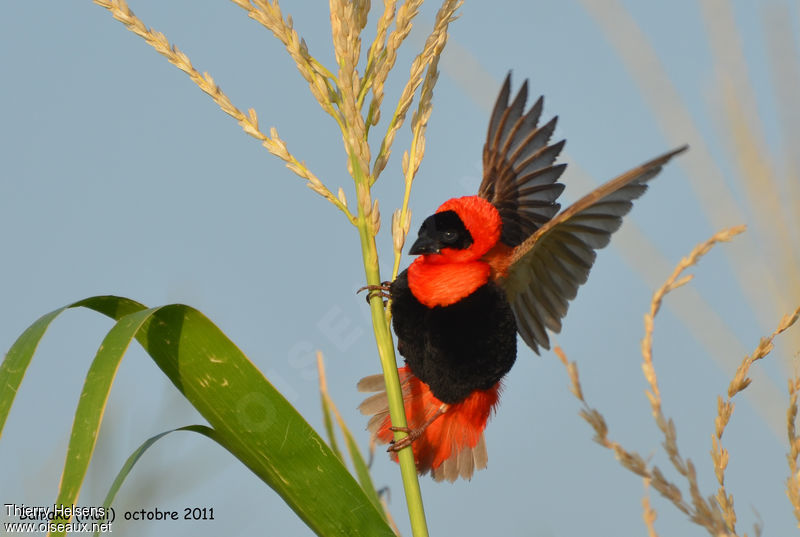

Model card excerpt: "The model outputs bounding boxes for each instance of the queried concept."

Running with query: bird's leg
[388,404,450,452]
[356,281,392,304]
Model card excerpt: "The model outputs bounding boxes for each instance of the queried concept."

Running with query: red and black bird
[359,74,687,482]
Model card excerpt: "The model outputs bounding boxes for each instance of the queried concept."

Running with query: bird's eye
[441,230,458,243]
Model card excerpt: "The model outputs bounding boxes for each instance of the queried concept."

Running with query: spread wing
[500,145,689,353]
[479,73,567,246]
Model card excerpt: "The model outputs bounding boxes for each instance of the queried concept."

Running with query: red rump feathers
[360,367,499,481]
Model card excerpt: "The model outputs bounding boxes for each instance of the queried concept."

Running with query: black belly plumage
[389,270,518,404]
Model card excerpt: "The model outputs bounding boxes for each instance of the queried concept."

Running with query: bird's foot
[387,404,449,452]
[357,282,392,304]
[387,426,421,452]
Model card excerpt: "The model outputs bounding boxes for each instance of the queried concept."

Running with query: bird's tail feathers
[358,366,498,482]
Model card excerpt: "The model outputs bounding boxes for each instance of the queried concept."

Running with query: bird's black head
[409,210,474,255]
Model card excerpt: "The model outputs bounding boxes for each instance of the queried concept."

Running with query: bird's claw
[357,282,392,304]
[387,426,418,452]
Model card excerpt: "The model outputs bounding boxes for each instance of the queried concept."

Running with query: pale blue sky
[2,1,799,536]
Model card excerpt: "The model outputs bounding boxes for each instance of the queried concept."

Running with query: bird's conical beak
[409,234,440,255]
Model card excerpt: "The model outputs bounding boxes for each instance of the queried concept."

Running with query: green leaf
[1,296,395,537]
[320,387,345,463]
[129,304,394,536]
[317,353,384,519]
[0,296,146,439]
[330,395,386,520]
[52,305,162,531]
[94,425,216,537]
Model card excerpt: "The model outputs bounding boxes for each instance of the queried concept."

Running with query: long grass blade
[51,306,161,535]
[317,352,344,464]
[317,352,385,519]
[1,296,394,537]
[0,296,146,439]
[93,425,218,537]
[127,303,395,536]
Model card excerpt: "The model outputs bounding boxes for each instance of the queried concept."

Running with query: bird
[358,73,687,482]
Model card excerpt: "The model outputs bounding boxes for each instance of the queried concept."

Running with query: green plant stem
[351,155,429,537]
